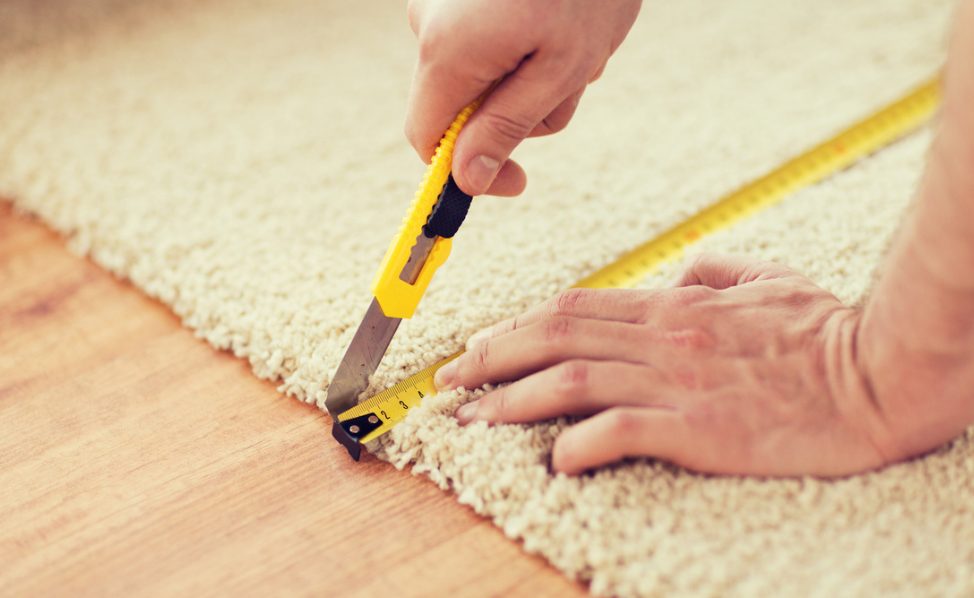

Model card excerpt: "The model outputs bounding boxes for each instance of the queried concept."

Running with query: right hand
[404,0,642,197]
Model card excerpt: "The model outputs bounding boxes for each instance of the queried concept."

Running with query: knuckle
[540,102,576,134]
[503,318,518,334]
[577,52,605,83]
[479,109,537,146]
[671,365,704,390]
[554,360,591,403]
[746,259,796,282]
[502,316,521,334]
[663,328,715,352]
[548,288,586,318]
[684,252,710,274]
[415,21,443,62]
[667,285,716,307]
[551,47,601,88]
[603,408,643,440]
[539,115,568,135]
[541,316,575,344]
[559,360,590,386]
[469,341,492,376]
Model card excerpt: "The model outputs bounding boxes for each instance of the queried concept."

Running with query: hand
[434,254,905,477]
[430,0,974,477]
[405,0,642,197]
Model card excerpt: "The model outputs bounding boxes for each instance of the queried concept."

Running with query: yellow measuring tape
[339,77,941,445]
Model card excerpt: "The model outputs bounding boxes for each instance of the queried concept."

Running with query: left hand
[434,254,901,477]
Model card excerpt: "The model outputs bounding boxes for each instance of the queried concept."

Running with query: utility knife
[325,94,488,460]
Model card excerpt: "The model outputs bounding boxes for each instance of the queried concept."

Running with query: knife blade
[325,232,437,459]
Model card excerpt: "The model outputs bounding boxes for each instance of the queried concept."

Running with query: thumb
[670,253,802,290]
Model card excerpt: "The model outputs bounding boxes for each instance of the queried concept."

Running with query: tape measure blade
[337,351,462,442]
[358,373,438,444]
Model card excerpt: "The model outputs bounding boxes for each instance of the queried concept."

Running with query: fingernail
[434,360,458,390]
[466,155,500,194]
[455,400,479,425]
[466,327,492,350]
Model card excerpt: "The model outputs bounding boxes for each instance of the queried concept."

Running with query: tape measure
[337,77,941,445]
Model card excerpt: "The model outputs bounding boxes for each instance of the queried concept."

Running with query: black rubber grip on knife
[423,173,473,239]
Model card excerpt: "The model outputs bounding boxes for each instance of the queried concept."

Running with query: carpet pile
[2,0,971,595]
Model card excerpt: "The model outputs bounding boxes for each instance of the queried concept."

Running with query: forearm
[860,0,974,455]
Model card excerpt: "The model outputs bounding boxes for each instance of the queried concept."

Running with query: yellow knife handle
[371,93,489,319]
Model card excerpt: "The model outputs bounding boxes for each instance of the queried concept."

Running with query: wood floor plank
[0,201,588,598]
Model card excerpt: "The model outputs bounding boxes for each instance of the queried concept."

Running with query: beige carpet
[3,0,973,595]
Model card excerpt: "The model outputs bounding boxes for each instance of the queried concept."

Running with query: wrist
[818,307,901,466]
[858,216,974,459]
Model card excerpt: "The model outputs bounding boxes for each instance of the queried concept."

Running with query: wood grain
[0,201,589,598]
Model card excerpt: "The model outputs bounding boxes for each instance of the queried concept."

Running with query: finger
[466,288,654,349]
[455,360,673,426]
[670,253,803,290]
[450,54,594,195]
[405,64,499,166]
[482,159,527,197]
[404,19,525,165]
[437,317,647,391]
[527,87,585,138]
[551,407,694,475]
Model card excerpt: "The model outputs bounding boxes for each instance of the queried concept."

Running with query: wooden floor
[0,201,588,598]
